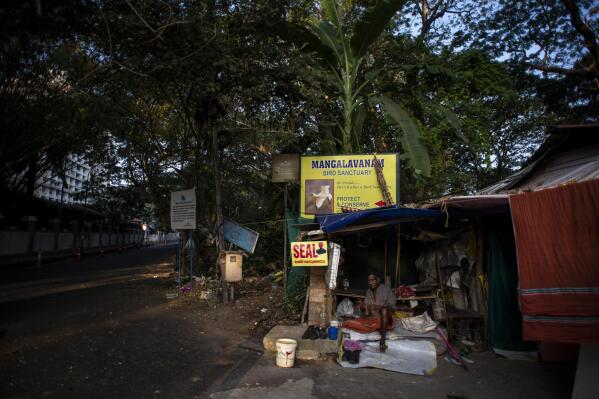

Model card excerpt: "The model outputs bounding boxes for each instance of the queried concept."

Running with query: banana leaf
[351,0,409,58]
[377,95,431,177]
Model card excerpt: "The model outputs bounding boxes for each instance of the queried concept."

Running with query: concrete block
[263,324,305,352]
[263,324,340,357]
[318,338,339,354]
[297,349,319,360]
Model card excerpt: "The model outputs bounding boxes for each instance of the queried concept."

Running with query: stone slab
[263,324,339,359]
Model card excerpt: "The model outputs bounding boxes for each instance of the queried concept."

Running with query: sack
[399,311,438,333]
[336,298,355,317]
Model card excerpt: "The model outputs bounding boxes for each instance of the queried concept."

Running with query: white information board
[170,189,196,230]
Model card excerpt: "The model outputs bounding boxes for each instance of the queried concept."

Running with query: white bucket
[275,338,298,368]
[330,320,339,328]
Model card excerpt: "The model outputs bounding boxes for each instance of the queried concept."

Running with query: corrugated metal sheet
[477,160,542,195]
[516,144,599,190]
[423,194,510,215]
[478,126,599,194]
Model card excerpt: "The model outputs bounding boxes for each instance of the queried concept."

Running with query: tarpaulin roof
[315,206,442,233]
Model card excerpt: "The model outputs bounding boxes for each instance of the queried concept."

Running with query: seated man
[343,270,396,351]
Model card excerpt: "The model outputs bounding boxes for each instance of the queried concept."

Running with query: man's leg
[379,307,388,352]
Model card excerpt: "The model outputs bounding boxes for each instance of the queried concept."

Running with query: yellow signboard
[291,241,329,266]
[300,154,399,219]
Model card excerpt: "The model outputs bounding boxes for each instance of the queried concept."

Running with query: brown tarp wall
[510,179,599,343]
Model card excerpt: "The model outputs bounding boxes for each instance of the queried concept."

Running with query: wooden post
[474,217,487,348]
[325,234,334,322]
[212,121,228,304]
[283,183,288,295]
[300,285,310,324]
[308,267,327,326]
[395,225,401,287]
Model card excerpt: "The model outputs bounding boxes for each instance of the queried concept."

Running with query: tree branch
[417,0,455,43]
[561,0,599,78]
[124,0,163,42]
[526,62,595,77]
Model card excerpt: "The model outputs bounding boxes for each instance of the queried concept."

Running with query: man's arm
[384,285,396,310]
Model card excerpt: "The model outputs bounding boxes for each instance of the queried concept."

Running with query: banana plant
[276,0,431,177]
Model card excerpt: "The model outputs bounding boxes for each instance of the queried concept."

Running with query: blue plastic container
[327,326,339,340]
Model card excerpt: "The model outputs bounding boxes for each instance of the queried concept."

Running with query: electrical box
[220,251,243,282]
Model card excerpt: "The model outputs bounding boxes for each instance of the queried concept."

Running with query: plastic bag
[399,311,438,333]
[336,298,355,317]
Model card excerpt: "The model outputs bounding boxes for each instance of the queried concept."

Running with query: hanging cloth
[509,179,599,343]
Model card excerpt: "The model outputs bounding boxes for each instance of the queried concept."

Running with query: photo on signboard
[304,179,334,215]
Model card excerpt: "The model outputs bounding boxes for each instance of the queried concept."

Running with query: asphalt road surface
[0,245,262,399]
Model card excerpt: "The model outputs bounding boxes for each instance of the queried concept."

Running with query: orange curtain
[510,179,599,343]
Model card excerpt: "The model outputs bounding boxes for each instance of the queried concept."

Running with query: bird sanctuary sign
[299,154,399,219]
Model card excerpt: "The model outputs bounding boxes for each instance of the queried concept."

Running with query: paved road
[0,245,262,399]
[0,244,177,303]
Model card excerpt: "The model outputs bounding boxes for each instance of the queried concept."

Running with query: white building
[34,154,91,204]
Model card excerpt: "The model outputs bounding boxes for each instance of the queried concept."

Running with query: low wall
[147,232,180,243]
[0,228,144,267]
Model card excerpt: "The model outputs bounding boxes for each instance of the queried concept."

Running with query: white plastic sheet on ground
[338,339,437,375]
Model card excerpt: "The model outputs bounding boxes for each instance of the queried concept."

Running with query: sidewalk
[210,351,576,399]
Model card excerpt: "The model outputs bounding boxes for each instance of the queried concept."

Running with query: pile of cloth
[396,285,416,298]
[342,314,395,334]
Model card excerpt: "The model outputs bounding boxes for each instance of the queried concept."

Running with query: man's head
[367,270,381,289]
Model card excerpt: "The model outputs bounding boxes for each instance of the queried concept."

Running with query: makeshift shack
[291,154,507,373]
[425,124,599,396]
[477,123,599,348]
[290,200,506,374]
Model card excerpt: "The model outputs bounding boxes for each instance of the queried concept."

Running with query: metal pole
[177,234,182,289]
[283,183,288,295]
[189,232,193,290]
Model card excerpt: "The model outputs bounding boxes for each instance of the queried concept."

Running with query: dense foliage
[1,0,597,269]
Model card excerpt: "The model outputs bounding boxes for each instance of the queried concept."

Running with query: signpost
[223,218,259,254]
[299,154,399,219]
[170,189,197,230]
[171,188,196,290]
[271,154,300,292]
[272,154,299,183]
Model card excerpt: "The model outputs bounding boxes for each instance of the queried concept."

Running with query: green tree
[276,0,431,177]
[469,0,599,121]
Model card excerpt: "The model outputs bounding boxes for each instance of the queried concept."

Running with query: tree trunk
[211,121,228,304]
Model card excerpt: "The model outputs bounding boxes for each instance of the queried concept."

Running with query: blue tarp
[315,206,442,233]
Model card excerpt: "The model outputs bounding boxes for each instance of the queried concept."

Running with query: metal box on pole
[219,251,243,282]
